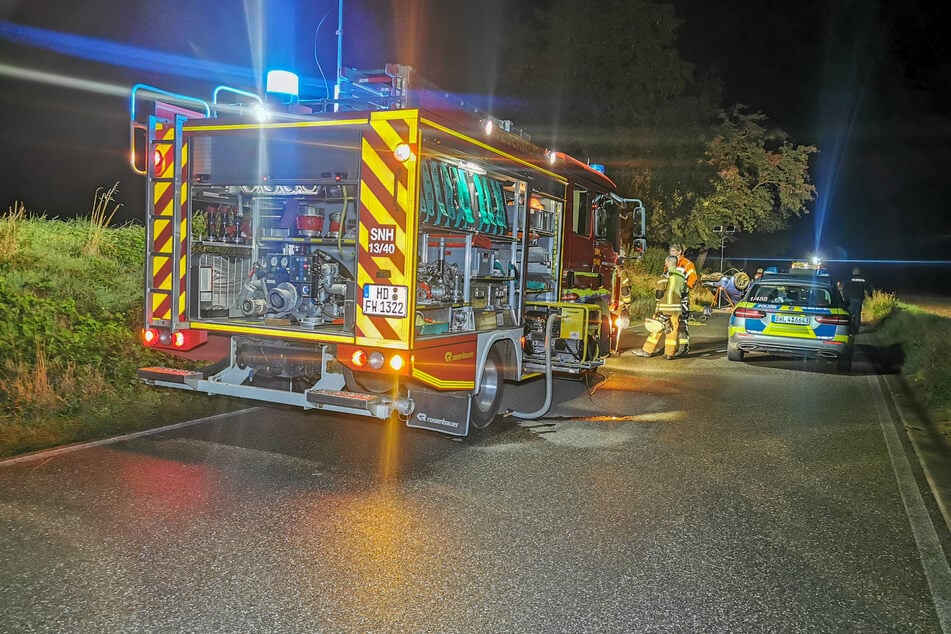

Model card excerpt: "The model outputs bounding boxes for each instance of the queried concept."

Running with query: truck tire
[470,346,505,430]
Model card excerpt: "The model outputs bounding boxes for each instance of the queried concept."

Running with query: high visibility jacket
[657,270,687,315]
[676,256,697,289]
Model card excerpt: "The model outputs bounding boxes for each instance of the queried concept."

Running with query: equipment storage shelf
[186,182,360,335]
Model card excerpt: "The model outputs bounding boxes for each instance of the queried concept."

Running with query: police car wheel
[727,342,744,362]
[835,350,853,373]
[470,346,505,430]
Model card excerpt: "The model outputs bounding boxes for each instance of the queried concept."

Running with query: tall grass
[0,201,26,261]
[875,303,951,415]
[864,289,898,324]
[0,346,112,417]
[0,199,238,458]
[84,182,122,257]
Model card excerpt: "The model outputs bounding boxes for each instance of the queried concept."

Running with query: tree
[497,0,710,158]
[497,1,815,252]
[672,107,817,250]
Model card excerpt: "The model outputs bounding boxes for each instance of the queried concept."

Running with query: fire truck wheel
[470,346,505,429]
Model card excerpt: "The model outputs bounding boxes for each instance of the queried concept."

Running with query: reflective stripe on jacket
[657,270,687,314]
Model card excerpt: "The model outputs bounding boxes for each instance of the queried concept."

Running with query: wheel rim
[473,357,500,414]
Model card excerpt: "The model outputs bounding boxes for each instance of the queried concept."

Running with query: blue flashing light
[266,70,299,98]
[590,163,605,174]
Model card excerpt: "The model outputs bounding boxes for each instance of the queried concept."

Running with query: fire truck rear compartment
[189,182,359,334]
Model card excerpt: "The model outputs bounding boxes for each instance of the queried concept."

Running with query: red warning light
[142,327,159,346]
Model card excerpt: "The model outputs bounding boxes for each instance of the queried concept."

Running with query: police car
[727,262,853,372]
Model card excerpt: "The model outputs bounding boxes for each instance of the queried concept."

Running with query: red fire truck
[130,64,645,435]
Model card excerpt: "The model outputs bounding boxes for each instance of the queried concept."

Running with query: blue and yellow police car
[727,262,854,372]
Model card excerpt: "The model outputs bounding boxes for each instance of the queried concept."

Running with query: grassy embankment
[0,191,238,459]
[0,209,947,459]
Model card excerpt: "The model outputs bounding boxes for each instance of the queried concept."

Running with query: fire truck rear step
[138,367,202,386]
[306,389,386,410]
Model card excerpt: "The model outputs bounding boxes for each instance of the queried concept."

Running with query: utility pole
[713,225,735,273]
[334,0,344,108]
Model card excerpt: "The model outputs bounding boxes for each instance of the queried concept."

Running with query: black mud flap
[406,389,471,437]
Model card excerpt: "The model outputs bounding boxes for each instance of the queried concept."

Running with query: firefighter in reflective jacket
[669,243,696,355]
[669,243,697,291]
[635,255,688,359]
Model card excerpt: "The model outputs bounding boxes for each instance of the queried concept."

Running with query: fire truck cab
[131,65,644,435]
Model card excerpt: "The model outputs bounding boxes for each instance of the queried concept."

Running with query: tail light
[388,354,405,371]
[816,314,851,326]
[340,345,409,375]
[733,307,766,319]
[141,327,207,351]
[143,327,160,345]
[351,349,369,367]
[368,351,385,369]
[152,148,165,176]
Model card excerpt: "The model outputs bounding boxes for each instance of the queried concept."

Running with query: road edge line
[0,407,262,467]
[870,373,951,631]
[879,373,951,535]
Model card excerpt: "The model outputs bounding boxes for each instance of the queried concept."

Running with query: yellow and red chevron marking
[148,124,189,322]
[355,111,419,347]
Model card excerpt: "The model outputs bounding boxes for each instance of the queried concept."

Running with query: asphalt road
[2,313,950,632]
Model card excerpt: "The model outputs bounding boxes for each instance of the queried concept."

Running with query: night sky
[1,0,949,284]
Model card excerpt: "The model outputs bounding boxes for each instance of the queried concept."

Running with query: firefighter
[843,266,869,333]
[668,243,697,290]
[635,255,687,359]
[668,243,696,356]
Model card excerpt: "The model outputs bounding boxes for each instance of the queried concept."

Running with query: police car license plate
[773,314,809,325]
[362,285,408,318]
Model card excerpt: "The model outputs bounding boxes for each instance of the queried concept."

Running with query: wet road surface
[2,314,949,632]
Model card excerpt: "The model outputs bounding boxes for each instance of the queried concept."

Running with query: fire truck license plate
[362,285,408,318]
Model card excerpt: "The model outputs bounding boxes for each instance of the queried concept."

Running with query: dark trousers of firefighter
[642,312,684,357]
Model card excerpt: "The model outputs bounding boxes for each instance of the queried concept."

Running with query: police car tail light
[816,314,850,326]
[734,307,766,319]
